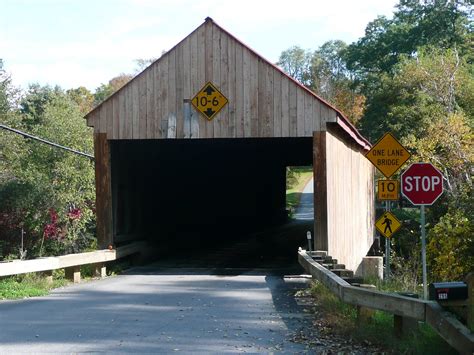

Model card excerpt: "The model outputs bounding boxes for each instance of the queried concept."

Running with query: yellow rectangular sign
[377,179,399,201]
[366,132,411,178]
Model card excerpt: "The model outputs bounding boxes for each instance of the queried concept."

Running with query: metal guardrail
[0,242,146,277]
[298,250,474,355]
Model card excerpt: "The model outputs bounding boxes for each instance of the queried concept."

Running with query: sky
[0,0,398,91]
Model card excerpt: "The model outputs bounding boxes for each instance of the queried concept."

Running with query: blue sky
[1,0,398,91]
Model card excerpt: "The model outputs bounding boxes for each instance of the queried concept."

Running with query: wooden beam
[313,131,328,251]
[0,243,147,277]
[94,133,113,248]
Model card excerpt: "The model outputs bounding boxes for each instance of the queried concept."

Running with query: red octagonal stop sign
[401,163,444,205]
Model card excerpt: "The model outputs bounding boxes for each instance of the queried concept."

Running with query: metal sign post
[420,205,427,300]
[385,201,391,279]
[401,163,444,300]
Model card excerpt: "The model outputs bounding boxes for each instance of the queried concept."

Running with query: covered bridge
[85,18,374,271]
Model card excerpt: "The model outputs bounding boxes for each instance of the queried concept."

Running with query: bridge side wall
[317,128,375,272]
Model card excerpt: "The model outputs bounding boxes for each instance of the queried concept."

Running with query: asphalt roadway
[0,268,313,353]
[0,179,316,352]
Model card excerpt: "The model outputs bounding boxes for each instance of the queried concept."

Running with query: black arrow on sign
[204,108,215,118]
[203,85,215,95]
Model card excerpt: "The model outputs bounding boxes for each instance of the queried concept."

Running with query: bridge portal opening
[110,137,312,253]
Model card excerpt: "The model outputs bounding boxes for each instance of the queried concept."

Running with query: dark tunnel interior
[110,137,313,253]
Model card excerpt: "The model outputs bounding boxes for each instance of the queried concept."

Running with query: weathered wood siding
[86,19,337,139]
[324,128,375,272]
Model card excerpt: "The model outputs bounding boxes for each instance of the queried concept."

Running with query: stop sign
[401,163,444,205]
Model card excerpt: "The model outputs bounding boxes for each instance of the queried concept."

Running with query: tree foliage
[0,83,96,258]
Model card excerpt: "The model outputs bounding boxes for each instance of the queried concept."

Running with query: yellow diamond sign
[366,132,411,178]
[191,82,228,121]
[375,211,402,239]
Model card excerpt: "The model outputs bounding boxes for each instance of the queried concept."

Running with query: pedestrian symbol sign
[191,82,228,121]
[366,133,411,178]
[375,211,402,239]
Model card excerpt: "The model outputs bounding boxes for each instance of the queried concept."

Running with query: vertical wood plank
[273,72,282,137]
[106,101,113,137]
[94,133,113,248]
[257,59,265,137]
[118,90,126,139]
[124,86,132,139]
[281,77,289,137]
[159,54,169,138]
[138,74,147,139]
[204,21,214,138]
[153,60,162,138]
[175,42,184,138]
[227,35,236,138]
[168,49,177,138]
[313,99,322,132]
[219,31,229,137]
[196,25,206,138]
[190,28,199,138]
[212,25,221,138]
[242,48,252,137]
[304,92,313,136]
[183,37,192,138]
[99,106,106,134]
[296,88,305,137]
[289,82,297,137]
[249,56,259,137]
[264,64,274,137]
[234,43,244,137]
[132,80,140,139]
[112,96,119,139]
[146,67,155,139]
[313,131,328,251]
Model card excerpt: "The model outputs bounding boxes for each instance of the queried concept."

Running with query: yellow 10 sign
[377,179,399,201]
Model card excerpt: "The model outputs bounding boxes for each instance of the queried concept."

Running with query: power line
[0,123,94,160]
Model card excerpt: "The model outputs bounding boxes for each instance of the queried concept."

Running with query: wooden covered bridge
[85,18,374,271]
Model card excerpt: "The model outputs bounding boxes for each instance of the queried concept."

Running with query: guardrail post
[394,292,419,338]
[94,263,107,279]
[356,284,376,324]
[65,266,81,283]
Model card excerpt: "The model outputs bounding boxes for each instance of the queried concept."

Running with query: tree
[0,85,96,258]
[94,73,133,106]
[277,42,366,124]
[277,46,312,86]
[66,86,94,114]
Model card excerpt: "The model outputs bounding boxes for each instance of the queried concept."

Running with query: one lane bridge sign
[192,82,228,121]
[366,132,411,178]
[375,211,402,239]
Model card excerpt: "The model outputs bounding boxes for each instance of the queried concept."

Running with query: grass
[0,271,69,300]
[286,167,313,212]
[309,280,457,354]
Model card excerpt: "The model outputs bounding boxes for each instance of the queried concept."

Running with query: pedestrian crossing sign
[375,211,402,239]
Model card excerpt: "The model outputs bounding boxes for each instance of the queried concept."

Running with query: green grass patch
[286,167,313,211]
[309,280,456,354]
[0,272,69,300]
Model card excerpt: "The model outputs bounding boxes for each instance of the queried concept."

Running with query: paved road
[293,177,314,221]
[0,268,314,353]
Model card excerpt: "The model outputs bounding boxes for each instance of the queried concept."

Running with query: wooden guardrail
[298,249,474,355]
[0,242,147,278]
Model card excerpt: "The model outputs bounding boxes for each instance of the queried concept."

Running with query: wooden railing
[298,249,474,355]
[0,242,147,280]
